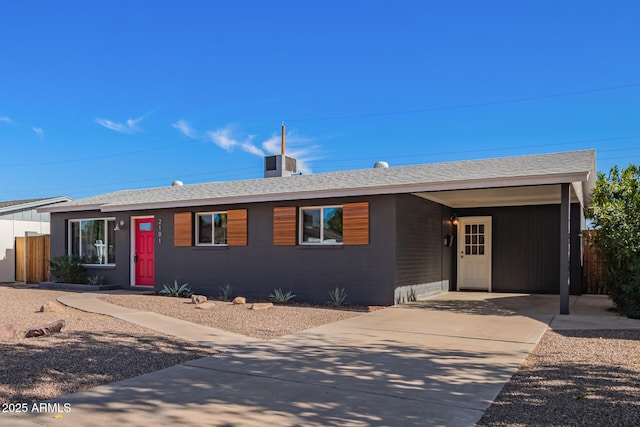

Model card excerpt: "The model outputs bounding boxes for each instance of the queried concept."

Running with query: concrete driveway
[10,293,629,427]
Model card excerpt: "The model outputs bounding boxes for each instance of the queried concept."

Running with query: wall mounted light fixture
[113,220,125,231]
[450,213,459,226]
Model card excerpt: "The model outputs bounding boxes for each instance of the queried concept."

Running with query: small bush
[218,284,234,301]
[328,287,348,306]
[269,288,295,304]
[159,280,193,298]
[87,274,105,286]
[49,255,86,284]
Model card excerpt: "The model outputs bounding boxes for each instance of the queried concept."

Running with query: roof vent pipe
[171,180,184,186]
[374,161,389,169]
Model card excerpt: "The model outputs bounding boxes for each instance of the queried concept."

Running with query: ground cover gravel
[98,293,362,340]
[477,329,640,426]
[0,286,217,403]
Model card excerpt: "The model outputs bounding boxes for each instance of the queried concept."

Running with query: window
[300,206,343,244]
[196,212,227,245]
[69,218,116,264]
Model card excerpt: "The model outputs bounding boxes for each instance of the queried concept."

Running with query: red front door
[135,218,155,286]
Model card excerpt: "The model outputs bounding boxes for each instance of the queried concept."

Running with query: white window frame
[299,205,343,245]
[195,211,228,246]
[68,217,116,265]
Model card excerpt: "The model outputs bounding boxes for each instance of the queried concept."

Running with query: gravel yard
[0,286,217,403]
[98,293,363,340]
[477,329,640,426]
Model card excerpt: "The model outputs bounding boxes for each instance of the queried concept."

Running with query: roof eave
[90,172,591,212]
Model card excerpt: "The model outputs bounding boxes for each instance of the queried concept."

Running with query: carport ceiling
[414,184,581,208]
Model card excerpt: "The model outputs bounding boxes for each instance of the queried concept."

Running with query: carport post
[560,183,570,315]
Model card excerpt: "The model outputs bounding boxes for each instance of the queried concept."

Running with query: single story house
[0,197,71,282]
[39,150,595,308]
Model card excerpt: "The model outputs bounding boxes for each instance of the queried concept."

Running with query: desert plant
[159,280,193,298]
[49,255,86,284]
[328,287,348,306]
[218,284,234,301]
[87,273,104,286]
[269,288,295,304]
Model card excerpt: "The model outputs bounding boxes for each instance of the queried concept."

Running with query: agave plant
[159,280,193,298]
[218,284,234,301]
[328,287,348,307]
[268,288,296,304]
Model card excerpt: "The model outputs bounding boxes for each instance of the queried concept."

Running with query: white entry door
[457,216,492,291]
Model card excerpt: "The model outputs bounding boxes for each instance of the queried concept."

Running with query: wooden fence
[582,230,606,294]
[15,234,50,283]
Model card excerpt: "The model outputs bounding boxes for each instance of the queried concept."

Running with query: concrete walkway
[8,292,639,427]
[56,293,259,350]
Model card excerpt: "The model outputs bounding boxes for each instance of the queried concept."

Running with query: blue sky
[1,1,638,200]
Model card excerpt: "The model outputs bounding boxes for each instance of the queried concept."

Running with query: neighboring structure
[0,197,71,282]
[39,150,595,307]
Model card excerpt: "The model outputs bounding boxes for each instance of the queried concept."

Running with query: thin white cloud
[96,116,143,134]
[240,142,265,156]
[32,127,44,139]
[0,116,12,123]
[172,119,198,138]
[205,124,319,173]
[206,128,239,151]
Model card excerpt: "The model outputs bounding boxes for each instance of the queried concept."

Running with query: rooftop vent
[374,161,389,169]
[171,180,184,186]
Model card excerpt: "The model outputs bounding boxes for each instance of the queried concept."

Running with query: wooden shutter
[273,207,297,246]
[227,209,248,246]
[343,202,369,245]
[174,212,193,247]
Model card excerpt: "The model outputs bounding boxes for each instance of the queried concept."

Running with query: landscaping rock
[191,295,207,304]
[250,302,273,310]
[40,300,64,313]
[25,319,66,338]
[195,302,215,310]
[0,323,20,339]
[232,297,246,305]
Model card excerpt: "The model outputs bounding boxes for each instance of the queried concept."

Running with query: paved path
[8,292,638,427]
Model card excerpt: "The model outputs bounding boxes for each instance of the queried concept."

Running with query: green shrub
[587,164,640,317]
[328,287,348,306]
[159,280,193,298]
[49,255,86,284]
[269,288,295,304]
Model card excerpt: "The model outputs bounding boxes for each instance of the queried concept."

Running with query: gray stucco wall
[51,195,398,305]
[453,203,583,294]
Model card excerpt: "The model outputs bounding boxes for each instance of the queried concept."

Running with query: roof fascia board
[3,197,72,214]
[97,172,590,213]
[38,203,103,213]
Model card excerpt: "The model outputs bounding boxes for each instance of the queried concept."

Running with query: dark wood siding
[455,204,582,294]
[394,194,453,288]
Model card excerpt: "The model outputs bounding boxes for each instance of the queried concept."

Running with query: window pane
[107,220,116,264]
[479,224,485,233]
[472,246,478,255]
[472,224,478,234]
[81,220,105,264]
[198,214,212,244]
[302,209,321,243]
[479,245,485,255]
[138,222,153,231]
[70,221,80,257]
[214,213,227,244]
[323,207,343,243]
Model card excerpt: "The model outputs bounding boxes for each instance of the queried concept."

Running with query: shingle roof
[0,197,72,213]
[40,150,596,213]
